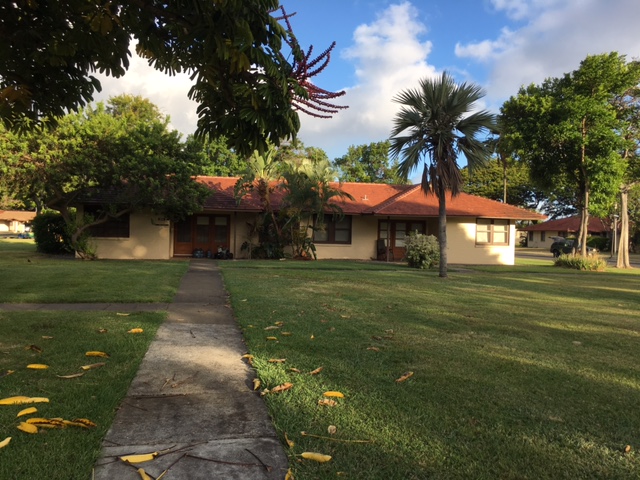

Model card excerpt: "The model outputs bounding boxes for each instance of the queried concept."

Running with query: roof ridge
[368,184,422,213]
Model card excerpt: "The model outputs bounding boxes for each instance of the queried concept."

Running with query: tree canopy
[0,95,211,256]
[0,1,346,156]
[334,141,407,184]
[501,52,639,255]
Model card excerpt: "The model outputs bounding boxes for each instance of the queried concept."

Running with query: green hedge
[32,212,72,254]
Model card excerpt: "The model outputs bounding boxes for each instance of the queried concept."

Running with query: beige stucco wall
[92,212,172,260]
[446,217,515,265]
[526,230,562,249]
[314,216,378,260]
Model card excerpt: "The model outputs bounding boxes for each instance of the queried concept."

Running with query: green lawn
[0,240,185,479]
[0,240,189,303]
[219,260,640,480]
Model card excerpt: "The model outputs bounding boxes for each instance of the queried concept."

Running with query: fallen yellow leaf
[264,325,279,331]
[323,391,344,398]
[26,364,49,370]
[0,396,49,405]
[119,452,158,464]
[289,368,302,373]
[266,336,278,341]
[116,313,130,316]
[41,336,54,339]
[85,351,110,358]
[366,346,380,352]
[328,425,337,435]
[281,332,293,336]
[285,468,294,480]
[128,328,144,334]
[17,422,38,434]
[0,437,11,449]
[73,418,97,428]
[268,358,286,363]
[137,468,153,480]
[318,398,337,407]
[253,378,261,391]
[17,407,37,417]
[301,452,332,463]
[97,328,108,334]
[309,366,324,375]
[284,431,295,448]
[0,370,15,379]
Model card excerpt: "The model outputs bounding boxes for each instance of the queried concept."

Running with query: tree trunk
[438,190,448,278]
[616,188,631,268]
[577,116,589,257]
[502,154,507,204]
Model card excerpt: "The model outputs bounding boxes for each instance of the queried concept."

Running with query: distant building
[0,210,36,234]
[521,215,610,248]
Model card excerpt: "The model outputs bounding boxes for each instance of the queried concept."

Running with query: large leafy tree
[390,72,496,278]
[334,141,407,184]
[501,53,637,256]
[0,1,346,156]
[460,158,543,210]
[185,135,247,177]
[0,95,210,256]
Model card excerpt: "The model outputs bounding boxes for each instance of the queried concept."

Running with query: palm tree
[389,72,496,277]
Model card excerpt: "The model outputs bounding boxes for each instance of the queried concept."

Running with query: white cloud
[460,0,640,109]
[297,2,437,159]
[93,51,198,138]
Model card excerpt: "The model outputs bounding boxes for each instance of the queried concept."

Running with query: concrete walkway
[1,260,289,479]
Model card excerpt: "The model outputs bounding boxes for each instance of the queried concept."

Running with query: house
[521,215,610,249]
[0,210,36,235]
[81,176,546,265]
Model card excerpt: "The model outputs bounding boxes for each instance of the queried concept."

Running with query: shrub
[587,236,609,252]
[32,212,72,254]
[405,232,439,269]
[554,253,606,271]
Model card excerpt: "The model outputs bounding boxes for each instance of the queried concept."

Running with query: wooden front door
[174,215,230,256]
[378,220,426,260]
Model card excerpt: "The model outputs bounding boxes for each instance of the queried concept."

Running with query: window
[476,219,509,245]
[313,216,352,244]
[85,206,130,238]
[540,231,546,242]
[528,231,534,241]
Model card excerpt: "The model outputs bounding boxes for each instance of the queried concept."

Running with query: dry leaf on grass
[85,351,109,358]
[0,396,49,405]
[264,325,280,331]
[367,346,380,352]
[268,358,286,364]
[25,344,42,353]
[270,382,293,394]
[17,422,38,434]
[17,407,37,417]
[309,367,324,375]
[395,371,414,383]
[318,398,337,407]
[328,425,337,435]
[0,437,10,448]
[266,336,278,341]
[300,452,332,463]
[57,372,85,379]
[0,370,15,379]
[289,368,302,373]
[323,391,344,398]
[284,432,295,448]
[281,332,293,336]
[253,378,261,391]
[128,328,144,334]
[26,364,49,370]
[81,362,106,370]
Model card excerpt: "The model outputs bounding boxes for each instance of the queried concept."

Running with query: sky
[94,0,640,162]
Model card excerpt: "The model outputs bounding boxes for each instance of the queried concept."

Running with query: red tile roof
[196,177,545,220]
[522,215,610,233]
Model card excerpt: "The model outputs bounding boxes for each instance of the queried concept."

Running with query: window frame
[85,206,130,239]
[313,215,352,245]
[476,218,510,246]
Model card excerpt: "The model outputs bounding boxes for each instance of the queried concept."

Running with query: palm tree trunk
[438,190,448,278]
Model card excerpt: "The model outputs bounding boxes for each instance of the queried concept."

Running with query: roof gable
[522,215,610,233]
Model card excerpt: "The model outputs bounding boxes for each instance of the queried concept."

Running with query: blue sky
[95,0,640,162]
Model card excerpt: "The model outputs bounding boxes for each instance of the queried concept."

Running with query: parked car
[550,238,597,257]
